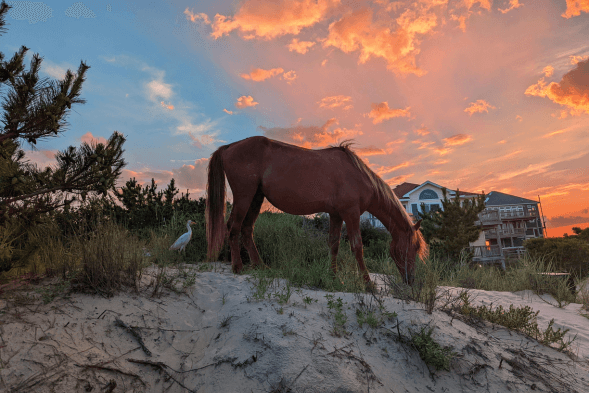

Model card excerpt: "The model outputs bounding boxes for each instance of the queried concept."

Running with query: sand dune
[1,263,588,393]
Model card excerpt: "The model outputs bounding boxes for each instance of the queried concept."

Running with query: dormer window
[419,189,438,200]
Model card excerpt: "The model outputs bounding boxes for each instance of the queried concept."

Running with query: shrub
[525,237,589,279]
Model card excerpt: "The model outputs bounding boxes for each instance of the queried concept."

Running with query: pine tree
[0,1,126,271]
[417,188,486,261]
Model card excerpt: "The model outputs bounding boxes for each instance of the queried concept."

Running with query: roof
[485,191,538,206]
[392,181,481,199]
[392,182,420,198]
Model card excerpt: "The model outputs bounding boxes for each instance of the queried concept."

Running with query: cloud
[204,0,341,40]
[287,38,316,54]
[525,58,589,115]
[465,0,492,11]
[498,0,523,14]
[318,95,353,110]
[414,126,430,136]
[464,99,496,115]
[282,70,297,84]
[259,118,363,148]
[443,134,472,146]
[80,132,108,146]
[41,62,68,79]
[366,102,411,124]
[184,8,211,24]
[571,55,589,64]
[8,1,53,24]
[323,7,437,76]
[146,78,173,101]
[355,146,386,156]
[373,161,412,177]
[516,115,523,121]
[65,2,96,19]
[385,173,414,186]
[562,0,589,18]
[548,214,589,227]
[187,133,216,149]
[240,67,284,81]
[235,95,259,108]
[543,65,554,77]
[223,108,233,115]
[160,101,174,110]
[22,149,58,169]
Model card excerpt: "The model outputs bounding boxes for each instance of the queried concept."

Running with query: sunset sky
[3,0,589,237]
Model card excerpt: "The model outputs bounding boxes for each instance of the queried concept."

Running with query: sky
[2,0,589,237]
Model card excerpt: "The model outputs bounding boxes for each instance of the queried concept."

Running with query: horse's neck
[367,201,411,234]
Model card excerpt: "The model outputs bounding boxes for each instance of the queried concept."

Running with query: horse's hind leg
[329,213,343,276]
[226,187,259,274]
[241,186,265,269]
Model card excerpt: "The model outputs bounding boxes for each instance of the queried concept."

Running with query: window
[412,204,418,215]
[419,189,438,200]
[430,204,440,212]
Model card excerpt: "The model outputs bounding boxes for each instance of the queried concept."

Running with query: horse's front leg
[329,214,343,277]
[342,213,375,291]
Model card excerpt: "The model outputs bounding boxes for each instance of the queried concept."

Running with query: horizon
[3,0,588,238]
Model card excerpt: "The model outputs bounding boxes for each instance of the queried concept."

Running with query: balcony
[485,227,526,237]
[467,245,505,269]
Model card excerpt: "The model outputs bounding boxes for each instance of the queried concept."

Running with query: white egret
[169,220,196,253]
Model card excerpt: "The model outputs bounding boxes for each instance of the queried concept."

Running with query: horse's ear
[414,219,422,231]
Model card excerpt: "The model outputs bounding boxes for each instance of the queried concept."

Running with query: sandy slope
[1,263,588,393]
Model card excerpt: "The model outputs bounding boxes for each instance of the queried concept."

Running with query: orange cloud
[206,0,341,40]
[287,38,316,54]
[373,161,412,177]
[515,115,522,121]
[366,101,411,124]
[223,108,233,115]
[571,55,589,64]
[498,0,523,14]
[525,58,589,115]
[235,95,259,108]
[318,95,353,110]
[323,7,437,76]
[240,67,284,81]
[259,118,363,148]
[464,99,496,115]
[80,132,108,146]
[160,101,174,110]
[543,65,554,77]
[443,134,472,146]
[414,126,430,136]
[562,0,589,18]
[321,59,328,66]
[385,173,414,186]
[282,70,297,84]
[355,146,386,156]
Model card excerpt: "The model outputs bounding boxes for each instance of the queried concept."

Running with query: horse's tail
[206,145,229,262]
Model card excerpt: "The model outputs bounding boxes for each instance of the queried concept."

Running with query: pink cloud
[525,58,589,115]
[464,99,496,115]
[318,95,353,110]
[235,95,259,108]
[223,108,233,115]
[240,67,284,81]
[498,0,523,14]
[282,70,297,84]
[287,38,316,54]
[366,102,411,124]
[259,118,363,148]
[80,132,108,146]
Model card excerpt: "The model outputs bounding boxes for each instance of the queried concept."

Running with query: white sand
[1,263,588,393]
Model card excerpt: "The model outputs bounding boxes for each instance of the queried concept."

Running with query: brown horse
[206,136,428,287]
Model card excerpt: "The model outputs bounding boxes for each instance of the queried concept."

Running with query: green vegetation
[417,188,486,261]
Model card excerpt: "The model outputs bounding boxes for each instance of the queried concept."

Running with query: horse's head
[390,219,429,285]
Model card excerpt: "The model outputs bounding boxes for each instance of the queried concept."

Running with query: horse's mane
[331,140,428,260]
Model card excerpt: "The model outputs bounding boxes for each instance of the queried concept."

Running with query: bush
[525,237,589,278]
